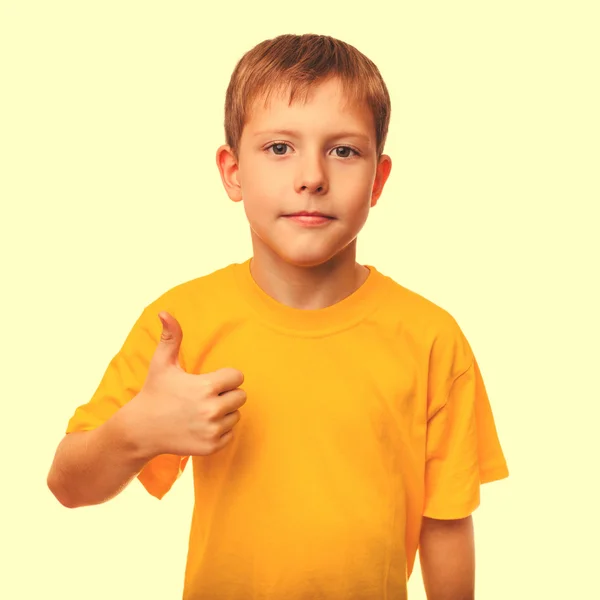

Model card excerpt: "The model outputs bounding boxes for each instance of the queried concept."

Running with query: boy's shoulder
[376,268,473,371]
[141,261,238,315]
[377,268,461,333]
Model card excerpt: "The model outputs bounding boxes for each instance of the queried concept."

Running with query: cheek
[240,185,280,223]
[241,161,277,193]
[345,182,374,212]
[243,183,287,214]
[334,168,373,193]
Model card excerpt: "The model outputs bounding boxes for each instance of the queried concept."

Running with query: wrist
[110,395,160,464]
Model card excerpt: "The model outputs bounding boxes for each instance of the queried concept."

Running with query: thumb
[154,311,183,368]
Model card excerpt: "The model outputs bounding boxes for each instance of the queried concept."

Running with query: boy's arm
[47,397,155,508]
[418,515,475,600]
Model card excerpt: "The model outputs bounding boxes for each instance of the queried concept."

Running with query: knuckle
[208,436,225,453]
[203,405,220,422]
[208,422,221,439]
[201,378,217,396]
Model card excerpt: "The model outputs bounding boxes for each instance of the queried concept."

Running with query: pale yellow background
[1,1,598,598]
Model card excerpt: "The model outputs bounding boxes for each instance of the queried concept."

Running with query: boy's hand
[124,311,246,459]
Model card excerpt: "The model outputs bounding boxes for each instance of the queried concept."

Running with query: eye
[265,143,360,158]
[333,146,359,158]
[267,142,289,156]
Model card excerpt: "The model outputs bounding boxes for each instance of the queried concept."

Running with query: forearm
[47,401,154,508]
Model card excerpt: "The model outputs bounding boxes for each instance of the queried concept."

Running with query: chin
[286,258,329,268]
[251,227,353,268]
[275,249,343,269]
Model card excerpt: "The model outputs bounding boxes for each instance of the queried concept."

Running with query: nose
[294,153,328,194]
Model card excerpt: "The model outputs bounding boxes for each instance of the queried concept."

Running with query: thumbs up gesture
[124,312,246,458]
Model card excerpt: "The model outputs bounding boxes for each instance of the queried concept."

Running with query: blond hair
[223,34,391,162]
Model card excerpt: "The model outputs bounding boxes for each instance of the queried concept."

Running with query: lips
[285,212,334,218]
[283,214,335,226]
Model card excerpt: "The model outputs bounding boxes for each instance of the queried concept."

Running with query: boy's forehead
[246,81,373,135]
[252,79,360,115]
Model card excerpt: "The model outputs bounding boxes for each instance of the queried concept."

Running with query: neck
[248,245,369,310]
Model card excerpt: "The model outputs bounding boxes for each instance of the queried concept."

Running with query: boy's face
[216,76,392,269]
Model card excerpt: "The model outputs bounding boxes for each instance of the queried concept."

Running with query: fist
[128,311,247,458]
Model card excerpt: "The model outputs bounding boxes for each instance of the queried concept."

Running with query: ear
[216,144,243,202]
[370,154,392,208]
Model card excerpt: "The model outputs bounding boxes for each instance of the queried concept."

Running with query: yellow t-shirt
[66,258,509,599]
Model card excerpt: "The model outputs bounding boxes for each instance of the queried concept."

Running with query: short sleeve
[65,305,190,500]
[423,356,509,519]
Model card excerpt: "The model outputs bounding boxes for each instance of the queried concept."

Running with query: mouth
[283,213,335,219]
[282,213,336,227]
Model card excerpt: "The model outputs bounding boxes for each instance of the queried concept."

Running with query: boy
[47,33,508,599]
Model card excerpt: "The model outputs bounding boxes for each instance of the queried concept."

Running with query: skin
[216,75,476,597]
[420,515,476,599]
[216,75,391,310]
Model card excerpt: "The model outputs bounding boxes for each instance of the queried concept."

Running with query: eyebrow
[253,129,371,144]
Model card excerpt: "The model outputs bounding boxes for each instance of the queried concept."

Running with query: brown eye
[334,146,356,158]
[268,143,289,155]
